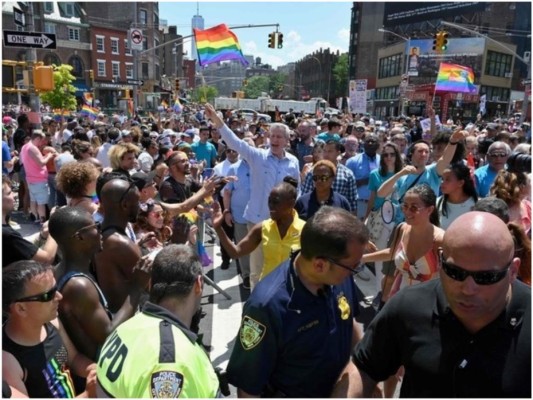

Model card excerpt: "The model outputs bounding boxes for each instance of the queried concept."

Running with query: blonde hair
[490,169,527,206]
[108,143,140,169]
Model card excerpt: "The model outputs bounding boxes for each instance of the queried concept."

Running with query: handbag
[365,209,385,243]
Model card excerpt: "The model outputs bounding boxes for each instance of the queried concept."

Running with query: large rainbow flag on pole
[193,24,249,67]
[435,62,477,94]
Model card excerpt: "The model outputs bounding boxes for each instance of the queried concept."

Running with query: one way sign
[3,30,56,49]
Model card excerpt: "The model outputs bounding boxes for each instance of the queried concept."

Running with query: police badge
[240,315,266,350]
[150,370,184,398]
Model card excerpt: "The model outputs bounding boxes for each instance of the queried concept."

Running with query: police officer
[226,206,367,397]
[96,245,220,398]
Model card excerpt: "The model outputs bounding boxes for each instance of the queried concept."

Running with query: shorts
[28,181,50,205]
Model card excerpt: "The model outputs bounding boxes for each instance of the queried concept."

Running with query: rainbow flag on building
[173,98,183,114]
[193,24,249,67]
[435,62,477,94]
[80,104,98,120]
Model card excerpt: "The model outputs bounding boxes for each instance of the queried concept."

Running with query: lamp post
[310,56,322,98]
[378,28,410,116]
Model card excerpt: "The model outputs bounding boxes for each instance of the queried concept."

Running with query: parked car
[231,108,272,123]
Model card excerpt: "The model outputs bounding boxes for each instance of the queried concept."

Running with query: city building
[293,49,339,104]
[348,2,531,119]
[191,8,204,66]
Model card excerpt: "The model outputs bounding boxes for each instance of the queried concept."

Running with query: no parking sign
[129,28,143,51]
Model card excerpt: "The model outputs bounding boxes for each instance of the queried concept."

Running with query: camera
[507,152,532,174]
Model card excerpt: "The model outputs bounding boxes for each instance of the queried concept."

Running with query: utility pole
[132,3,139,111]
[26,3,41,129]
[441,21,531,123]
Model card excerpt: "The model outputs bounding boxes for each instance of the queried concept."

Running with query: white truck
[214,96,329,116]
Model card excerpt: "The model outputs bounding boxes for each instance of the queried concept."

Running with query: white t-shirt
[437,196,476,230]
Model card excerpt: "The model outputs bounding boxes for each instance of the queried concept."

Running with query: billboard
[405,37,485,86]
[383,2,486,27]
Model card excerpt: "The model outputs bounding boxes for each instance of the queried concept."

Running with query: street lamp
[378,28,411,116]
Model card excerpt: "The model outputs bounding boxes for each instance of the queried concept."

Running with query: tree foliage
[332,53,349,97]
[39,64,77,111]
[244,76,270,98]
[268,72,287,94]
[190,85,218,103]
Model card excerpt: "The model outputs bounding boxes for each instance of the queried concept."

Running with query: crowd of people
[1,100,531,398]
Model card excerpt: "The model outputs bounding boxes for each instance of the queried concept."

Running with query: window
[64,3,75,17]
[68,56,84,78]
[481,86,510,102]
[125,63,133,79]
[43,53,61,66]
[111,38,119,55]
[378,54,402,79]
[142,63,149,79]
[154,12,159,29]
[139,9,148,25]
[44,22,56,34]
[485,51,513,78]
[142,37,148,51]
[44,2,54,13]
[96,35,105,52]
[124,39,132,56]
[155,64,160,81]
[154,38,159,56]
[112,62,120,79]
[97,60,106,77]
[68,27,80,41]
[375,86,400,100]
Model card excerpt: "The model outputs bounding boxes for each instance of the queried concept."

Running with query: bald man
[93,178,143,313]
[351,212,531,398]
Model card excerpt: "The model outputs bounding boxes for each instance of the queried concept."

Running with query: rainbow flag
[83,92,94,106]
[52,109,72,122]
[127,99,135,118]
[80,104,98,120]
[173,98,183,114]
[193,24,249,67]
[435,62,477,94]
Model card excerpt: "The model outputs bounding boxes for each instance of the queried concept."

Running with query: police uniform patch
[240,315,266,350]
[150,370,184,398]
[337,295,351,320]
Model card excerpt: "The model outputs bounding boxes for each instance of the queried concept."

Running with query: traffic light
[175,78,180,91]
[89,69,94,80]
[33,65,54,91]
[277,32,283,49]
[268,32,276,49]
[433,31,449,52]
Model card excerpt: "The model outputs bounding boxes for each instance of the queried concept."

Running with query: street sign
[521,79,531,86]
[13,7,25,27]
[127,79,144,86]
[3,30,56,49]
[129,28,143,51]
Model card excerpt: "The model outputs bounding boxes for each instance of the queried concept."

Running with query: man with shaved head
[351,212,531,398]
[93,178,143,313]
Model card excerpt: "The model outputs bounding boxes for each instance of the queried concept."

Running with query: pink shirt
[20,141,47,183]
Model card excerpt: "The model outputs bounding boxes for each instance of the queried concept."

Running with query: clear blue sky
[159,1,353,68]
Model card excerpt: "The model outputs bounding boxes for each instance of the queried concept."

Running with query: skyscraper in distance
[191,2,205,65]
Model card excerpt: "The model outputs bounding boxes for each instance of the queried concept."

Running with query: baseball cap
[487,123,498,130]
[131,171,157,191]
[2,116,13,126]
[320,118,329,126]
[182,128,196,138]
[355,121,366,129]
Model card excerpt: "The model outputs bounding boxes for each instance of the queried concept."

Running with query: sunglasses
[312,175,332,182]
[322,256,364,275]
[400,203,426,213]
[15,285,58,303]
[382,152,396,158]
[119,181,137,204]
[488,153,507,158]
[440,253,512,285]
[150,211,164,218]
[71,222,101,238]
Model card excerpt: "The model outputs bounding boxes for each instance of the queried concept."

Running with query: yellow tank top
[260,210,306,279]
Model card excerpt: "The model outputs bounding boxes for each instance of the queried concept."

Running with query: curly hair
[56,161,100,198]
[134,202,171,243]
[508,221,531,286]
[490,170,526,207]
[108,142,140,169]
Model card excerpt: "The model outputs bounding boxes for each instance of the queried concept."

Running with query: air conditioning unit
[505,72,513,78]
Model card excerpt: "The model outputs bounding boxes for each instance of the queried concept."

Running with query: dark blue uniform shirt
[227,252,359,397]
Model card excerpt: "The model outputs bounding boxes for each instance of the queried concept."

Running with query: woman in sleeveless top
[362,184,444,397]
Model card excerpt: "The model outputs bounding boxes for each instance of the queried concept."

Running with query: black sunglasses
[312,175,332,182]
[15,285,58,303]
[439,253,511,285]
[71,222,101,238]
[119,181,137,204]
[322,256,364,275]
